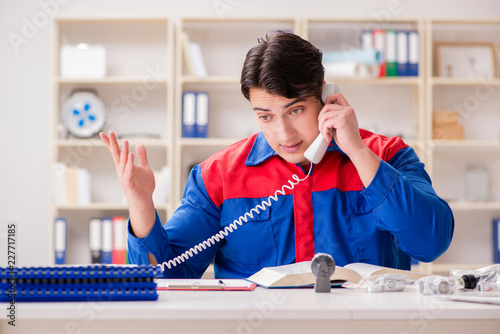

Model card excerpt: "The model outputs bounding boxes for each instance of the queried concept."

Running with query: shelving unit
[174,17,300,203]
[49,17,174,265]
[303,18,425,141]
[47,15,500,273]
[425,18,500,274]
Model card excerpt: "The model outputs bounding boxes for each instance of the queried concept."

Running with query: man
[100,31,454,279]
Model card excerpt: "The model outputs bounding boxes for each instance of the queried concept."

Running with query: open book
[245,261,426,288]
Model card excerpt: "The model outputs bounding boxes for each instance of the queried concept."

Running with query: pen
[167,280,225,290]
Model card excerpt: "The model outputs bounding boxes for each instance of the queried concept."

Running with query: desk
[1,288,500,334]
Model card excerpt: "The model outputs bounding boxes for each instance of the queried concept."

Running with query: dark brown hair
[240,31,324,101]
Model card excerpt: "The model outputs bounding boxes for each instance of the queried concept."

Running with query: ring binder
[0,265,159,302]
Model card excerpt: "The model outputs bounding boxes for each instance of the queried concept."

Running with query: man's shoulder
[201,133,258,171]
[360,129,409,162]
[201,134,257,177]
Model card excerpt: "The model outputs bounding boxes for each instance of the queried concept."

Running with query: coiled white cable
[158,167,313,272]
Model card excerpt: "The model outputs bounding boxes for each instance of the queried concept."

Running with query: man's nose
[276,118,296,142]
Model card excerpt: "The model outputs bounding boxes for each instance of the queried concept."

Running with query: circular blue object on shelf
[62,91,106,138]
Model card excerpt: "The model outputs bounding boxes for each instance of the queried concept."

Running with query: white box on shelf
[465,165,490,202]
[60,43,107,78]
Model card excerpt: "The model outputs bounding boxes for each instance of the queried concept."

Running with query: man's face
[249,87,322,166]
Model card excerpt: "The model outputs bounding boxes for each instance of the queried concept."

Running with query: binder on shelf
[181,30,196,76]
[54,218,66,265]
[196,92,209,138]
[54,163,91,205]
[372,29,386,77]
[181,30,207,78]
[385,30,397,77]
[0,265,159,302]
[182,91,197,138]
[89,218,101,264]
[66,166,79,204]
[397,31,409,76]
[190,42,208,78]
[360,30,373,50]
[494,218,500,263]
[112,216,127,265]
[101,217,113,264]
[408,30,419,76]
[77,167,91,204]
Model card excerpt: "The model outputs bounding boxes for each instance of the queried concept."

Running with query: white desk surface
[2,287,500,334]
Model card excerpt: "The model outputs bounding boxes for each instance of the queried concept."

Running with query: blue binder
[54,218,66,265]
[182,91,197,137]
[408,30,419,76]
[0,265,159,302]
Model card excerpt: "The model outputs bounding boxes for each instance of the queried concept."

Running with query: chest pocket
[219,197,277,270]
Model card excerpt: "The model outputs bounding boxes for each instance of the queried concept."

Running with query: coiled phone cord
[158,166,313,272]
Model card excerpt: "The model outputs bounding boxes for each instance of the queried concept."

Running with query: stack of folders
[322,29,419,79]
[182,91,209,138]
[0,265,159,302]
[89,217,128,265]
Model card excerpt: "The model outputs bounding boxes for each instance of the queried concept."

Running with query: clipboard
[156,279,257,291]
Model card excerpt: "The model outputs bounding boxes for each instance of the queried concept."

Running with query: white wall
[1,0,499,266]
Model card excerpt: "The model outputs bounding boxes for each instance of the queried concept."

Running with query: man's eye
[259,115,271,121]
[290,108,303,115]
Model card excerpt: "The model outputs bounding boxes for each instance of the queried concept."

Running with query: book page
[344,263,426,281]
[330,266,362,283]
[267,261,312,275]
[344,263,388,279]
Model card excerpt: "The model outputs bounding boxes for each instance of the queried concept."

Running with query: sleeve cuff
[361,160,399,209]
[127,210,170,256]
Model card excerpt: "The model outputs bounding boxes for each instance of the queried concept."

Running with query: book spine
[408,30,419,76]
[66,166,79,204]
[360,30,373,50]
[100,217,113,264]
[385,30,397,77]
[372,29,386,77]
[77,167,91,205]
[397,31,409,76]
[89,218,101,264]
[196,92,209,138]
[112,216,127,265]
[190,42,208,78]
[182,91,197,138]
[181,31,196,76]
[54,217,67,265]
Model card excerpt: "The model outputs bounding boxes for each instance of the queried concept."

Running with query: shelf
[179,138,241,147]
[180,76,240,84]
[429,18,500,25]
[448,201,500,210]
[55,138,169,148]
[180,76,424,86]
[426,18,500,276]
[430,77,500,86]
[56,202,170,211]
[328,77,423,86]
[433,140,500,149]
[57,77,169,85]
[50,16,174,266]
[55,17,170,23]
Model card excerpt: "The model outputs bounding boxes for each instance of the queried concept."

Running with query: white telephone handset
[304,82,340,164]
